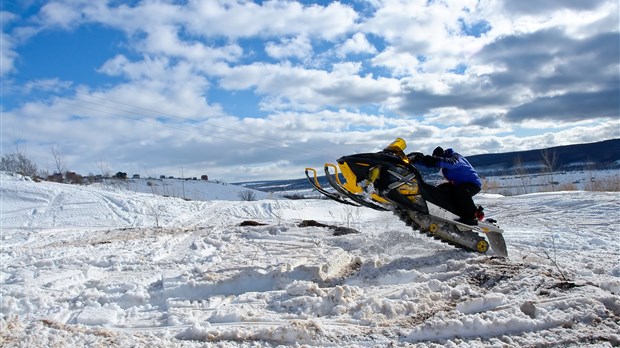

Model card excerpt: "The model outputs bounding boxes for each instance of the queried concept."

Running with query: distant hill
[238,138,620,193]
[467,138,620,175]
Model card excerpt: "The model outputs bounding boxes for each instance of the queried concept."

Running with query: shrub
[47,173,63,183]
[481,178,501,194]
[66,172,83,184]
[238,190,257,201]
[557,183,577,191]
[0,152,38,178]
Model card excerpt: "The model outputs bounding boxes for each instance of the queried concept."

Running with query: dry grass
[481,174,620,195]
[585,176,620,192]
[481,179,501,193]
[556,183,578,191]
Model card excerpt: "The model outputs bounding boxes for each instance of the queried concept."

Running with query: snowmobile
[305,138,508,257]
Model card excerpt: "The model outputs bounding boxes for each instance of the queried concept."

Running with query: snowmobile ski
[305,168,360,207]
[324,164,389,211]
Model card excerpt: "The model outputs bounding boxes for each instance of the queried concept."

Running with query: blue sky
[1,0,619,181]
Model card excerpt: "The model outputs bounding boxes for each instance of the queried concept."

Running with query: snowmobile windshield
[384,138,407,153]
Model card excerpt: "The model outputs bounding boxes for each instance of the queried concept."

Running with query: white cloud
[60,1,357,43]
[331,61,362,76]
[336,32,377,58]
[23,78,73,93]
[140,24,244,64]
[0,30,17,74]
[38,2,83,29]
[96,57,223,120]
[371,47,420,76]
[186,1,358,40]
[363,0,484,68]
[265,36,313,60]
[216,62,400,112]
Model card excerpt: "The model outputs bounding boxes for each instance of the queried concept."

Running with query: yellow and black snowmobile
[305,138,508,257]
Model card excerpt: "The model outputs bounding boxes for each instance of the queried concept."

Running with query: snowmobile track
[394,209,475,252]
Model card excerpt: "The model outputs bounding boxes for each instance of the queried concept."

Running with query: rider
[410,146,482,225]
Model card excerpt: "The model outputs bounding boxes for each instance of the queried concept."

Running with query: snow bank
[1,171,619,347]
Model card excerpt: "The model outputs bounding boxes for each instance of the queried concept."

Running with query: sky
[1,0,619,182]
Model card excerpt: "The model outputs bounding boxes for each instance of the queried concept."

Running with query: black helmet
[432,146,444,157]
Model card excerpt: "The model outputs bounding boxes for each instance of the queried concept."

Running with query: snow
[1,171,619,347]
[482,169,620,195]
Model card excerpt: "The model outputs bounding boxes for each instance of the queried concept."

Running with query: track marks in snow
[3,182,620,346]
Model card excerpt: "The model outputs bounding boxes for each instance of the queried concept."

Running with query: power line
[1,74,343,160]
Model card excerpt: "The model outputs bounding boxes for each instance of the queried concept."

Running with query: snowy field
[482,169,620,196]
[94,177,275,201]
[1,171,619,347]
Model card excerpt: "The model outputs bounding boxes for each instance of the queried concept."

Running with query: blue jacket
[435,149,482,188]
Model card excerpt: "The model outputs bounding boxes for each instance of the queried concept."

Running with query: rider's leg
[453,183,480,224]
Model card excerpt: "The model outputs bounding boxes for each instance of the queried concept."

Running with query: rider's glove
[420,155,439,167]
[407,152,424,162]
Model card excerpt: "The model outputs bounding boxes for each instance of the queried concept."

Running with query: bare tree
[514,156,532,194]
[540,149,558,191]
[96,160,112,178]
[181,167,186,200]
[51,145,66,178]
[147,181,157,196]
